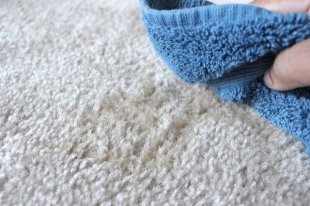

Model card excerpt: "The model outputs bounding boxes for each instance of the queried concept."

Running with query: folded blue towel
[140,0,310,155]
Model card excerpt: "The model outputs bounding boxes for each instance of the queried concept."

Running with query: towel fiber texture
[140,0,310,155]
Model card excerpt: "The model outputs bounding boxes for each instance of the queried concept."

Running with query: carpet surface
[1,0,310,205]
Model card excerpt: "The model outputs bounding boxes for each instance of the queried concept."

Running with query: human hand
[252,0,310,91]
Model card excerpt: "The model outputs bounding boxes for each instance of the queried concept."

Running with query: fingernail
[264,70,273,87]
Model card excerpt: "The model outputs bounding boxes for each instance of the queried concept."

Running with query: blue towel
[140,0,310,155]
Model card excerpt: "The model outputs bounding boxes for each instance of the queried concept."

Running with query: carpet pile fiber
[1,0,310,205]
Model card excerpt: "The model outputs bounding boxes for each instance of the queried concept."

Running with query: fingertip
[263,69,290,91]
[263,70,273,88]
[263,70,299,91]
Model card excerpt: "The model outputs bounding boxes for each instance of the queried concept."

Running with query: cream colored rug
[1,0,310,205]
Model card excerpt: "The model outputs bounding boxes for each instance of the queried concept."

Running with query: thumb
[263,39,310,91]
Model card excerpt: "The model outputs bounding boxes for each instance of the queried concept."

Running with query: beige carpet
[1,0,310,205]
